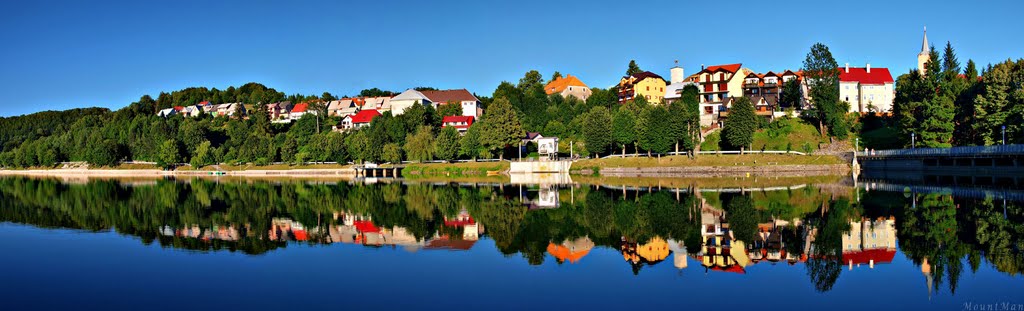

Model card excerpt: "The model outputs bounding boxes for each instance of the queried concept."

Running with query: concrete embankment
[588,164,850,178]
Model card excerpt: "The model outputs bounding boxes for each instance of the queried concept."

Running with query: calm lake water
[0,174,1021,310]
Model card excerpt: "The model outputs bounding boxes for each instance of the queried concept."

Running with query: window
[646,95,651,99]
[646,86,649,91]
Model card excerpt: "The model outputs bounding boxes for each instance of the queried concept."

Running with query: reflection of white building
[667,239,688,269]
[841,216,897,269]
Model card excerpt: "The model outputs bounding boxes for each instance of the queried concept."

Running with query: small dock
[353,165,403,178]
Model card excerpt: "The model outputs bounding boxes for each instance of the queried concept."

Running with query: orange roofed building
[544,74,592,101]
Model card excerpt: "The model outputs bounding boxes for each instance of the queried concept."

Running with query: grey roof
[390,89,429,102]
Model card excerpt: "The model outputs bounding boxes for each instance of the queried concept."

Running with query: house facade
[441,115,474,135]
[838,64,895,114]
[266,101,293,121]
[618,71,667,104]
[688,63,752,126]
[544,75,592,101]
[422,89,480,118]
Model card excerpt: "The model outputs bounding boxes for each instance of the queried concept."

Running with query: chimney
[866,63,871,73]
[701,64,705,70]
[845,63,850,73]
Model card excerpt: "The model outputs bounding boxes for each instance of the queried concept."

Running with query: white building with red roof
[441,115,474,134]
[839,63,895,114]
[341,109,381,130]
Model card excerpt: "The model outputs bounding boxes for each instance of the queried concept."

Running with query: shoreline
[0,163,850,179]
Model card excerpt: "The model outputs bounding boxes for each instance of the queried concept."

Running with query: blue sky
[1,0,1021,116]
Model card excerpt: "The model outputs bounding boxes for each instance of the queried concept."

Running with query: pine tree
[920,96,955,148]
[626,60,642,76]
[802,43,846,139]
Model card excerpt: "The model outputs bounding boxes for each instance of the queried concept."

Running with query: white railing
[859,144,1024,158]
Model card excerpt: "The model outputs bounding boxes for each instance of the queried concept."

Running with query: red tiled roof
[351,109,381,124]
[173,106,184,111]
[705,63,742,73]
[421,89,479,104]
[292,103,309,113]
[839,67,894,85]
[442,115,474,128]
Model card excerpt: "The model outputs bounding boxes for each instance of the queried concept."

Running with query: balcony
[743,82,760,88]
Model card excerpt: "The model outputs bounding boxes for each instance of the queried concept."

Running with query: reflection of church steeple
[922,257,933,300]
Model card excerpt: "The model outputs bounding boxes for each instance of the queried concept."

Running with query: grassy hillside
[702,117,825,153]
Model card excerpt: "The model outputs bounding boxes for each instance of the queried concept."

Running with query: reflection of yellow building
[621,236,671,274]
[547,237,595,264]
[618,71,667,103]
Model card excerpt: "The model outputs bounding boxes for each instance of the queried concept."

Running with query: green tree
[781,78,802,109]
[611,109,636,156]
[479,97,524,160]
[722,97,757,152]
[680,84,702,156]
[636,105,672,155]
[404,125,435,162]
[157,139,182,170]
[550,71,562,82]
[460,125,482,160]
[626,60,642,76]
[382,143,403,164]
[582,106,613,156]
[189,140,213,168]
[434,126,461,161]
[920,96,955,148]
[437,103,463,118]
[802,43,847,139]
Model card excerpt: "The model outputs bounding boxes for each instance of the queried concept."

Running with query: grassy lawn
[403,161,509,177]
[574,153,843,169]
[572,174,846,189]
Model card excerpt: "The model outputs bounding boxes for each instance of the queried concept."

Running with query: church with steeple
[917,27,929,75]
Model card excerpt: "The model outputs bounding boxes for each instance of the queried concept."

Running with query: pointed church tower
[917,27,930,75]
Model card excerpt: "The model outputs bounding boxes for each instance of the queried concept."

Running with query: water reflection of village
[157,195,900,277]
[161,209,484,252]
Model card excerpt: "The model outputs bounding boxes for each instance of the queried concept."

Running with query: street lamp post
[1002,125,1007,145]
[911,132,916,149]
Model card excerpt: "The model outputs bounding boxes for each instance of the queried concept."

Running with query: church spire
[920,26,929,55]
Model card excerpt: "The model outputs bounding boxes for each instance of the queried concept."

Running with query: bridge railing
[859,144,1024,158]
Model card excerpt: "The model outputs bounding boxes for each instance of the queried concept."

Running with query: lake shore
[1,154,850,179]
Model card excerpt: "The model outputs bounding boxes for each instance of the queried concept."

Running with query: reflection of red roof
[425,237,477,250]
[842,249,896,265]
[839,67,894,85]
[710,265,746,274]
[444,217,475,227]
[292,103,309,113]
[353,220,379,233]
[293,230,308,241]
[442,116,474,129]
[351,109,381,124]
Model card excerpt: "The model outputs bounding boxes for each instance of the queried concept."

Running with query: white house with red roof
[839,63,895,114]
[340,109,381,131]
[441,115,474,135]
[421,89,481,118]
[289,102,315,120]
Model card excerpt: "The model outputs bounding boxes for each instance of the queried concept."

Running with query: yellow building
[618,71,667,104]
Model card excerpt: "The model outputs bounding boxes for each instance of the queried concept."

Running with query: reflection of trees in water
[1,176,1021,288]
[804,198,854,292]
